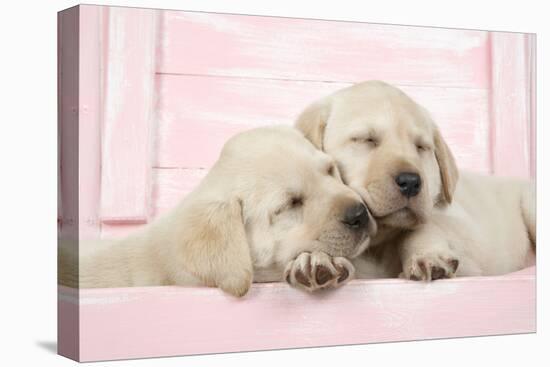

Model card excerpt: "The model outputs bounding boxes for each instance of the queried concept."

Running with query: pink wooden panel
[489,32,533,179]
[101,168,207,238]
[526,35,536,179]
[99,7,158,223]
[59,266,535,362]
[158,11,489,88]
[155,76,348,168]
[58,7,79,242]
[101,223,145,239]
[403,87,491,173]
[152,168,207,215]
[78,5,102,239]
[156,75,491,171]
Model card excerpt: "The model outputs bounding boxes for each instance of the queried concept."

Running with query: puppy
[295,81,535,280]
[59,126,376,296]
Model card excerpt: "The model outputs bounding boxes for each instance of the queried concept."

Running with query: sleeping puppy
[59,126,376,296]
[296,80,535,280]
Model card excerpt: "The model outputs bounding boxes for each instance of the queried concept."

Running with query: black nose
[342,203,369,229]
[395,172,422,198]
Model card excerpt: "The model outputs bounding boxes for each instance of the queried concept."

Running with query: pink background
[58,5,536,362]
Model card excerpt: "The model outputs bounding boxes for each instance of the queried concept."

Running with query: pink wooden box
[58,5,536,362]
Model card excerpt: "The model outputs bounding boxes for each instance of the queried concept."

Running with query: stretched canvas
[58,4,536,362]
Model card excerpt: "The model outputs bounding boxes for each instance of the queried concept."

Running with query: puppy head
[296,81,458,231]
[180,126,376,297]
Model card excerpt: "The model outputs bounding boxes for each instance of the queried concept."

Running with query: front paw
[284,251,355,292]
[400,253,459,281]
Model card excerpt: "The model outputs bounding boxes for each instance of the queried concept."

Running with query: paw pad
[315,265,332,285]
[284,251,355,292]
[403,253,460,281]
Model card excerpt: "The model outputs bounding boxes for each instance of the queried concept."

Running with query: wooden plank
[78,5,103,239]
[152,168,207,215]
[101,168,207,239]
[155,75,491,172]
[101,223,145,240]
[405,86,491,174]
[155,75,349,168]
[59,266,535,362]
[489,32,532,179]
[158,11,490,88]
[99,7,158,223]
[526,34,536,179]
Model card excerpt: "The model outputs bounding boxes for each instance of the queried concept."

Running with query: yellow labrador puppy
[59,126,376,296]
[296,81,535,280]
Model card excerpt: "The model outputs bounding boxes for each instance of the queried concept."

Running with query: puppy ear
[434,128,459,204]
[295,99,330,149]
[179,197,253,297]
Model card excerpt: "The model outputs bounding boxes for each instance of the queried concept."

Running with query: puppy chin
[377,208,424,229]
[322,236,370,259]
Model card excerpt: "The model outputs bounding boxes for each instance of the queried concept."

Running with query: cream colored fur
[59,126,376,296]
[295,80,536,280]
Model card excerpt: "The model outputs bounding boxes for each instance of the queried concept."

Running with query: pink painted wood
[152,168,207,216]
[78,5,103,239]
[58,6,537,362]
[155,75,490,172]
[489,32,534,178]
[101,168,207,238]
[58,7,80,242]
[59,266,535,362]
[61,6,535,238]
[99,7,158,223]
[158,11,490,88]
[526,35,536,179]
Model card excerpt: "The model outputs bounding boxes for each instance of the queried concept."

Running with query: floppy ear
[295,99,330,149]
[179,196,253,297]
[434,128,459,204]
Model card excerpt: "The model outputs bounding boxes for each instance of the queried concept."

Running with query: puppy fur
[59,126,376,296]
[295,80,536,280]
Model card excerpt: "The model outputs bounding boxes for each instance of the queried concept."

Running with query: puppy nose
[395,172,422,197]
[342,203,369,229]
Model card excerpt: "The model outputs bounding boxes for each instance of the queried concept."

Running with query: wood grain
[101,168,207,238]
[60,266,535,362]
[99,7,158,223]
[58,6,80,242]
[158,11,490,88]
[489,32,533,178]
[78,5,103,239]
[526,34,536,179]
[155,74,491,172]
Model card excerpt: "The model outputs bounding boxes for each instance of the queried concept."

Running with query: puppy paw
[400,253,459,281]
[284,251,355,292]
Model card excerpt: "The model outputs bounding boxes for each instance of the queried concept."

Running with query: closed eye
[273,195,304,216]
[415,143,432,152]
[351,136,379,147]
[289,196,304,208]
